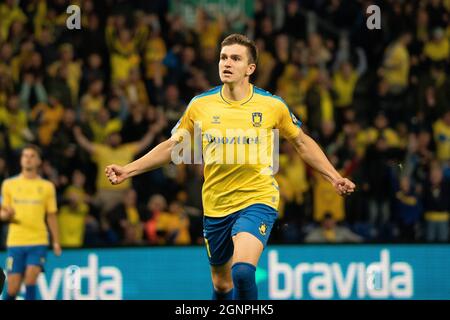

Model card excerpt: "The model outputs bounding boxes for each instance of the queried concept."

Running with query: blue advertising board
[0,245,449,300]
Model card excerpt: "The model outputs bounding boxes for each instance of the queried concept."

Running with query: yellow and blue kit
[172,84,302,264]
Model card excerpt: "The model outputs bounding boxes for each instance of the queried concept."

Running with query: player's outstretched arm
[290,128,355,196]
[105,137,177,185]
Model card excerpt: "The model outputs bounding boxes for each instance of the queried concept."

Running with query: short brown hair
[22,144,42,159]
[221,34,258,64]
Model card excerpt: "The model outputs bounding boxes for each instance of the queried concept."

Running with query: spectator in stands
[423,162,450,242]
[305,212,363,243]
[72,120,163,217]
[106,188,145,245]
[156,200,191,245]
[393,175,422,242]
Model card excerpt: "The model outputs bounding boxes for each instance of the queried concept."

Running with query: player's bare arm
[105,137,178,185]
[46,213,62,256]
[73,126,95,154]
[290,128,356,196]
[0,206,15,222]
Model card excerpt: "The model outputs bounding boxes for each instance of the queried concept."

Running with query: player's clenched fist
[333,178,356,196]
[105,165,128,185]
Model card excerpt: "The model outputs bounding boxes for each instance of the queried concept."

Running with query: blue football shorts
[203,203,278,266]
[6,245,48,274]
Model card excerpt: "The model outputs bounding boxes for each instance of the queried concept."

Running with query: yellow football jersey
[1,175,57,246]
[171,84,302,217]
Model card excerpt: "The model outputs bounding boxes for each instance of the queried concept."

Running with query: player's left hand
[53,243,62,256]
[333,177,356,196]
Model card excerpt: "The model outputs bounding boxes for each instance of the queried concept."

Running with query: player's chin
[220,76,233,83]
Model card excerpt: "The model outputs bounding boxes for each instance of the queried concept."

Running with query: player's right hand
[105,164,128,185]
[0,207,15,222]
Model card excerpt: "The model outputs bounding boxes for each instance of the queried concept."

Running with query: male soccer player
[105,34,355,300]
[1,145,61,300]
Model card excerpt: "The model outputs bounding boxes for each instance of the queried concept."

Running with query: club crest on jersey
[259,222,267,236]
[252,112,262,127]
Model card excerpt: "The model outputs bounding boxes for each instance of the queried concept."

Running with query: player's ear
[246,63,256,76]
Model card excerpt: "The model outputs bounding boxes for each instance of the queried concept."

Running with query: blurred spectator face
[148,194,167,212]
[60,45,74,62]
[417,9,428,26]
[108,96,121,113]
[128,68,141,82]
[261,17,273,35]
[374,113,388,129]
[72,169,86,187]
[276,34,289,52]
[62,109,76,126]
[0,157,6,174]
[255,38,265,52]
[321,121,335,137]
[417,131,431,148]
[169,201,183,215]
[124,189,137,206]
[48,95,60,107]
[7,95,19,112]
[165,85,179,103]
[119,29,131,44]
[21,40,35,55]
[287,0,299,15]
[182,47,196,65]
[90,79,103,95]
[171,15,183,31]
[88,53,102,69]
[343,109,356,123]
[203,46,217,63]
[40,28,54,44]
[322,215,336,230]
[400,176,411,193]
[430,166,443,185]
[340,62,353,78]
[443,111,450,126]
[84,0,94,14]
[113,15,125,28]
[31,52,42,67]
[308,33,322,50]
[88,13,99,30]
[219,44,255,84]
[97,108,110,124]
[0,43,12,61]
[107,132,122,147]
[401,32,413,45]
[10,20,24,36]
[377,80,389,96]
[130,103,145,119]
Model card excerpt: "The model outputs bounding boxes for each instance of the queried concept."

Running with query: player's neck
[222,81,251,102]
[21,170,39,179]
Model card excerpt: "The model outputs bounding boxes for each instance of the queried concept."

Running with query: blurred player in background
[0,145,61,300]
[105,34,355,300]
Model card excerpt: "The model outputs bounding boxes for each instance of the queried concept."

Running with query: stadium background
[0,0,449,299]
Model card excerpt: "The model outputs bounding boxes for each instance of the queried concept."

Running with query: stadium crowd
[0,0,449,247]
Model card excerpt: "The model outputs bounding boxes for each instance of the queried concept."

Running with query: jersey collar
[220,84,254,106]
